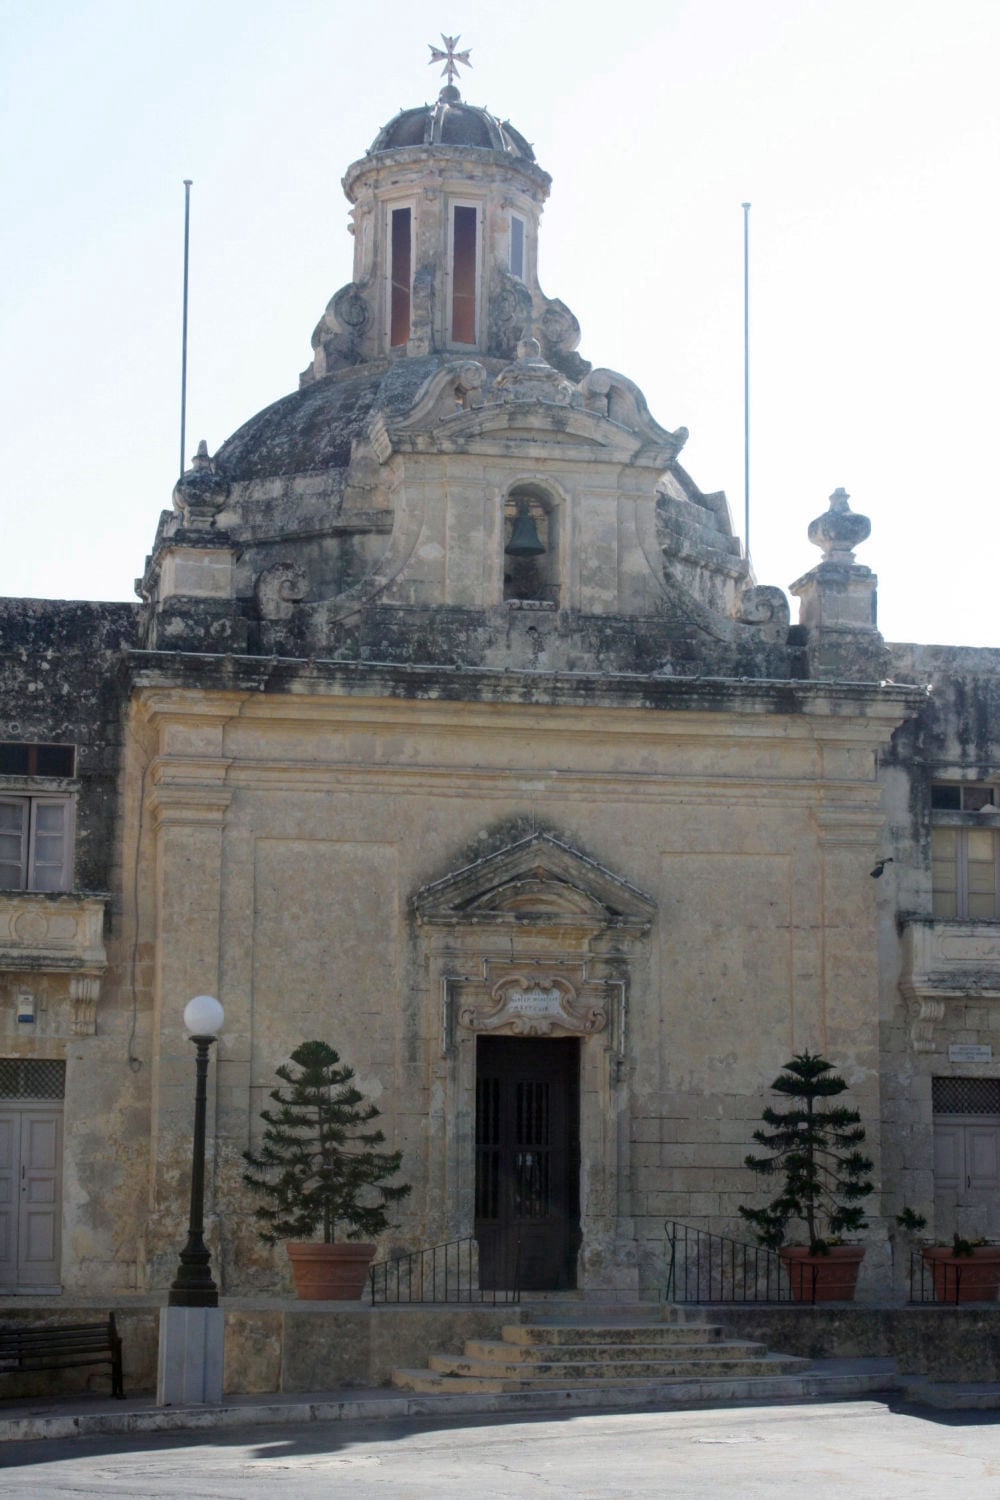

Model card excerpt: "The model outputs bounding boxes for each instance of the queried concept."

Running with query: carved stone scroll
[460,973,608,1038]
[71,975,101,1036]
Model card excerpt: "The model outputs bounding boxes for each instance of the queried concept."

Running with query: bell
[505,509,546,557]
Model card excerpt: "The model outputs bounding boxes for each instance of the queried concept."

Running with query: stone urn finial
[172,440,230,528]
[807,487,871,564]
[495,338,575,406]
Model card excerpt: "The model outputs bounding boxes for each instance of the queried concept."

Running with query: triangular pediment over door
[413,831,655,935]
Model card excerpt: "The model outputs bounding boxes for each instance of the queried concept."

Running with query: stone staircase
[391,1314,812,1396]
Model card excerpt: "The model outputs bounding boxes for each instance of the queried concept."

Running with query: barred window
[932,1077,1000,1115]
[0,1059,66,1100]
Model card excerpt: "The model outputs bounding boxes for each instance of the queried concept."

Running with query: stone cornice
[811,804,886,846]
[342,145,552,202]
[125,649,925,730]
[148,784,233,831]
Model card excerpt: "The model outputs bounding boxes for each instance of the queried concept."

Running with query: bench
[0,1314,124,1398]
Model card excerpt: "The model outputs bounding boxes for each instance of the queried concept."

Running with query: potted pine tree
[738,1052,875,1301]
[243,1041,411,1299]
[896,1211,1000,1303]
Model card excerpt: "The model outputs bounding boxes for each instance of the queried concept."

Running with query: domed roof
[215,356,455,481]
[368,87,535,162]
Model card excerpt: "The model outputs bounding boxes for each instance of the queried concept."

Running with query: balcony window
[0,797,72,892]
[931,782,1000,919]
[0,744,76,893]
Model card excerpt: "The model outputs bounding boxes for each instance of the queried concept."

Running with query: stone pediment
[372,352,686,468]
[413,832,655,932]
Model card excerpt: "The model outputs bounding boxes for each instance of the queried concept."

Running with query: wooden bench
[0,1314,124,1399]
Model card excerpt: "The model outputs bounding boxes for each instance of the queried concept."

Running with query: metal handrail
[665,1220,795,1303]
[909,1247,1000,1304]
[369,1231,521,1305]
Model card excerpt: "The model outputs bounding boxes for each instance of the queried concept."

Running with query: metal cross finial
[428,34,472,88]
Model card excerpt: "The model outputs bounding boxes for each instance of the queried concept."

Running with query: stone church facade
[1,75,998,1304]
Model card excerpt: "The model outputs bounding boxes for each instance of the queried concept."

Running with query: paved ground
[2,1399,999,1498]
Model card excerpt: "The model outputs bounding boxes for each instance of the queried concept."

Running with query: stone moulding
[900,919,1000,1049]
[413,831,656,934]
[0,893,109,1037]
[417,833,646,1059]
[460,973,609,1038]
[127,655,928,723]
[901,919,1000,1003]
[0,892,108,977]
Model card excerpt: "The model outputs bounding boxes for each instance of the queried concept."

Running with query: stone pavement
[2,1399,1000,1499]
[1,1356,999,1445]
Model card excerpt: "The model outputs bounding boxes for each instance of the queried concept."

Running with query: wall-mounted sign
[506,986,564,1018]
[948,1044,993,1063]
[460,974,608,1037]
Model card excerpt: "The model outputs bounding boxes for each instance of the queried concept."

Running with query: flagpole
[742,201,751,565]
[180,179,192,478]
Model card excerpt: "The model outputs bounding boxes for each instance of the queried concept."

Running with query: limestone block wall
[0,599,140,892]
[877,643,1000,1253]
[0,600,148,1297]
[118,666,912,1299]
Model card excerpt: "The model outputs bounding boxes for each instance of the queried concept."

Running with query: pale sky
[2,0,997,647]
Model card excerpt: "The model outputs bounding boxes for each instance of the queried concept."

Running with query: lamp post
[168,994,224,1307]
[157,994,226,1406]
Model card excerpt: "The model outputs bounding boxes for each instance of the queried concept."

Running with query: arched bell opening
[503,483,560,604]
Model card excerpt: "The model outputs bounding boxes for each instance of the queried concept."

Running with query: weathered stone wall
[876,642,1000,1250]
[123,655,914,1299]
[702,1303,1000,1380]
[224,1304,527,1394]
[0,599,151,1297]
[0,599,140,892]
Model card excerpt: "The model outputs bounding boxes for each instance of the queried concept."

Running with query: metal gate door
[475,1036,580,1291]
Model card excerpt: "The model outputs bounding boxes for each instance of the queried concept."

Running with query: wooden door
[0,1106,62,1290]
[475,1037,580,1291]
[933,1114,1000,1240]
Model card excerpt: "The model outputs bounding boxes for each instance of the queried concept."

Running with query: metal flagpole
[741,201,751,565]
[180,179,193,478]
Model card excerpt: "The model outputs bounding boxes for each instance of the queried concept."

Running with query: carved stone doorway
[475,1036,581,1291]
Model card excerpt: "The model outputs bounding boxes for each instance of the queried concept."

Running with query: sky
[1,0,998,646]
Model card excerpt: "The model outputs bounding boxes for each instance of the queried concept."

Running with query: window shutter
[28,800,69,892]
[0,799,28,889]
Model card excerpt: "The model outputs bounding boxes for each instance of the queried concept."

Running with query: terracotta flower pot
[779,1245,865,1302]
[921,1246,1000,1303]
[285,1241,376,1300]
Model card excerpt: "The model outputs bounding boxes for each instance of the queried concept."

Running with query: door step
[390,1316,832,1399]
[398,1353,810,1393]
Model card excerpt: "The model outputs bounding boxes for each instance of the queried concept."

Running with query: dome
[368,88,535,162]
[215,356,456,481]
